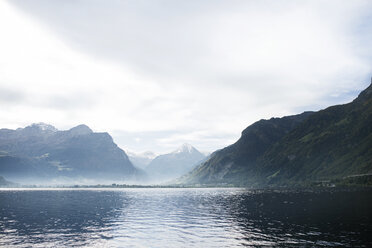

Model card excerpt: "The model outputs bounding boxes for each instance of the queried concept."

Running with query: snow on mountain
[145,144,206,183]
[173,143,195,154]
[31,122,58,132]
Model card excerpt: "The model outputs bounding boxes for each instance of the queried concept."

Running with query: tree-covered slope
[259,82,372,185]
[181,82,372,187]
[180,112,313,186]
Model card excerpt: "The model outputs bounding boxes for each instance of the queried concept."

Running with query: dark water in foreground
[0,188,371,247]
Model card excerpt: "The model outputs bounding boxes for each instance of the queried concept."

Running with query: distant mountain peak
[68,124,93,136]
[174,143,195,154]
[28,122,58,132]
[146,143,206,183]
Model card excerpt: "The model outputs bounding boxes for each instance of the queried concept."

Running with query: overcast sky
[0,0,371,154]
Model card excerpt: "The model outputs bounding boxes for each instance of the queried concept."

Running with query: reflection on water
[0,188,371,247]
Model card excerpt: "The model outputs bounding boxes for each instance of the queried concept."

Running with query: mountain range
[179,82,372,187]
[1,82,371,187]
[0,123,140,184]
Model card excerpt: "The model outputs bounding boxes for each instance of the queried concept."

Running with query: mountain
[258,82,372,186]
[146,144,206,183]
[0,123,140,184]
[180,82,372,187]
[179,112,313,186]
[127,151,157,169]
[0,176,16,187]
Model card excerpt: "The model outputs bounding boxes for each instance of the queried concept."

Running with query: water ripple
[0,188,371,247]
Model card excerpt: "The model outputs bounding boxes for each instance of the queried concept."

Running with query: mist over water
[0,188,371,247]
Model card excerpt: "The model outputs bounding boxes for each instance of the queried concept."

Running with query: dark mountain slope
[181,112,313,185]
[181,82,372,187]
[259,82,372,185]
[0,123,139,183]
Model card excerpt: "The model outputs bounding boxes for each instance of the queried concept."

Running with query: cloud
[1,0,371,153]
[0,87,26,105]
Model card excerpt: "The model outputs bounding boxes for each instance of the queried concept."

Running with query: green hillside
[259,82,372,186]
[180,82,372,187]
[180,112,313,186]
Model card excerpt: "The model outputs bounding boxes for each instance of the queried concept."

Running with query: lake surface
[0,188,371,247]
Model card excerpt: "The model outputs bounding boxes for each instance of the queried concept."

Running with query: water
[0,188,371,247]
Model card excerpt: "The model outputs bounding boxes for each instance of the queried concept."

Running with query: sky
[0,0,371,154]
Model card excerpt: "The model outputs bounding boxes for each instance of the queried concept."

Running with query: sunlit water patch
[0,188,371,247]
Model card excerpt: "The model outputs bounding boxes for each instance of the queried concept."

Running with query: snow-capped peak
[29,122,58,132]
[174,143,195,154]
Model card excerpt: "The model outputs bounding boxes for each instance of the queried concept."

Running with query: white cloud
[0,0,371,153]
